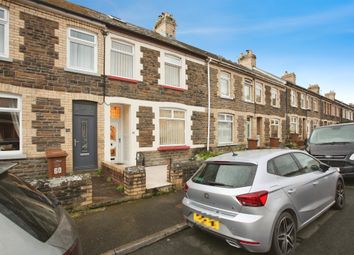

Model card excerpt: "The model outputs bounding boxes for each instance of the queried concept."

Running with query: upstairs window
[0,7,9,58]
[290,90,297,107]
[271,88,279,107]
[67,28,97,73]
[111,40,134,78]
[220,71,231,98]
[307,95,311,110]
[300,94,306,109]
[159,108,185,146]
[243,78,253,102]
[0,94,21,156]
[255,82,263,104]
[165,54,182,87]
[218,114,233,144]
[313,99,318,112]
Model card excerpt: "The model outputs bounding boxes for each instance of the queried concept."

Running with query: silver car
[0,163,82,255]
[183,149,345,255]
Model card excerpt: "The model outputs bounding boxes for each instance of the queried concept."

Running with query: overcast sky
[71,0,354,104]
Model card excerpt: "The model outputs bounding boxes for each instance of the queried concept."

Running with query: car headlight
[350,154,354,161]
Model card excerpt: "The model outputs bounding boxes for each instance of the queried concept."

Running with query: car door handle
[287,189,296,195]
[312,181,319,186]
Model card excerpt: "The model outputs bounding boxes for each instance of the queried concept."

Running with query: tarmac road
[131,184,354,255]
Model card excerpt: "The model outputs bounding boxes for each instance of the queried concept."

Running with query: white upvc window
[220,71,231,98]
[218,113,233,144]
[290,90,297,107]
[331,105,336,116]
[271,88,279,107]
[271,119,280,138]
[243,78,253,102]
[110,40,134,78]
[313,99,318,112]
[342,109,346,119]
[159,108,185,146]
[306,95,311,110]
[67,28,97,73]
[300,94,306,109]
[164,53,182,87]
[0,7,9,58]
[255,82,263,104]
[0,93,22,157]
[290,116,298,134]
[245,117,252,139]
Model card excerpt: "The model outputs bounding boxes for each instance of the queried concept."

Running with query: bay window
[218,113,233,144]
[0,94,21,156]
[159,108,185,145]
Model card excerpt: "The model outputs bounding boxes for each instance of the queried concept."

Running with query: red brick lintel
[157,145,191,151]
[159,84,186,91]
[108,75,139,84]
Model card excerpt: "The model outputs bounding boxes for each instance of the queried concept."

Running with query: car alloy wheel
[334,180,345,210]
[272,212,296,255]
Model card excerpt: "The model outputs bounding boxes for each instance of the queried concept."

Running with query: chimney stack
[237,50,256,69]
[325,91,336,101]
[282,71,296,84]
[154,12,176,38]
[308,84,320,94]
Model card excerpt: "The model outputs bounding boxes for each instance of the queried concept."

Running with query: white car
[183,149,345,255]
[0,163,82,255]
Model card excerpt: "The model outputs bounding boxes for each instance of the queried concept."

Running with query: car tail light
[236,191,268,207]
[184,183,189,193]
[63,239,81,255]
[239,239,260,246]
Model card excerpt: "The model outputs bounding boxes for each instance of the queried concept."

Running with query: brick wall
[32,97,65,152]
[191,111,214,145]
[7,157,47,180]
[136,106,155,147]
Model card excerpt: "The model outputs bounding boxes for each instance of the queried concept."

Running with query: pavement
[75,179,354,255]
[74,191,185,255]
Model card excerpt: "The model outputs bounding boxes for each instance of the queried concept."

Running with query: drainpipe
[207,58,211,151]
[101,29,109,105]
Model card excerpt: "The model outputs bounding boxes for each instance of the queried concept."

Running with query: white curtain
[160,119,185,145]
[218,122,232,143]
[111,50,133,78]
[165,64,180,86]
[70,41,94,71]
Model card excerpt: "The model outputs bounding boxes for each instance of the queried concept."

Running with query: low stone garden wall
[31,173,92,211]
[168,160,203,188]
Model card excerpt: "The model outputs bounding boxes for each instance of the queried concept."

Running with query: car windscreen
[192,163,257,188]
[309,125,354,144]
[0,172,59,242]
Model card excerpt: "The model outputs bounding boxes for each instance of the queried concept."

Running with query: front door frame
[73,100,98,171]
[110,104,123,163]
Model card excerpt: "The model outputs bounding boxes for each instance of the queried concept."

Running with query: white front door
[110,105,123,163]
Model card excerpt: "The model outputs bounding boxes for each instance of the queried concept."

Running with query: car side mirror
[311,164,320,171]
[320,163,329,172]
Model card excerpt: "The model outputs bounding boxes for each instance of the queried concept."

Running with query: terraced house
[0,0,353,192]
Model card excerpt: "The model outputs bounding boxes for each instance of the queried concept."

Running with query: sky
[71,0,354,104]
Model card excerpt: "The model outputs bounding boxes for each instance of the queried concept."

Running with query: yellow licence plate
[193,212,220,230]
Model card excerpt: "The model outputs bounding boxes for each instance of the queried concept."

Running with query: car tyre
[271,212,297,255]
[333,180,345,210]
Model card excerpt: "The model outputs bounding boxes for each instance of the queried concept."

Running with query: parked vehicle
[0,163,82,255]
[306,122,354,178]
[183,149,344,255]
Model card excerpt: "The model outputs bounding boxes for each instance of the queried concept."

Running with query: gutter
[206,58,211,151]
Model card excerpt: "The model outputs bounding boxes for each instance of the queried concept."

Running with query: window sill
[271,105,281,109]
[220,95,234,100]
[255,101,265,105]
[108,75,139,84]
[64,67,100,77]
[0,56,13,63]
[0,153,27,160]
[159,85,186,91]
[217,143,238,147]
[244,99,254,104]
[157,145,190,151]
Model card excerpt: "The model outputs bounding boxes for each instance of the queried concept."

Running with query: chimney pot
[282,71,296,84]
[238,49,256,69]
[154,12,176,38]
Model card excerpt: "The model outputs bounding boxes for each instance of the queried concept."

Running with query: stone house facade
[0,0,353,182]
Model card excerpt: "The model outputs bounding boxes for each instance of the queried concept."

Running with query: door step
[146,184,174,195]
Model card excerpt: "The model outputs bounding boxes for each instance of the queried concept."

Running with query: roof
[206,149,299,164]
[0,162,16,175]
